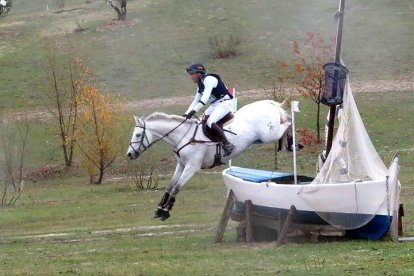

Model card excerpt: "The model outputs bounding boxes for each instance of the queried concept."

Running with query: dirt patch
[53,8,83,14]
[0,30,18,39]
[4,223,214,244]
[126,78,414,111]
[96,18,139,32]
[351,78,414,93]
[3,79,414,121]
[25,164,74,182]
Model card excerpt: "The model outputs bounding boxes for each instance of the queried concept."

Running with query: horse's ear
[133,115,139,126]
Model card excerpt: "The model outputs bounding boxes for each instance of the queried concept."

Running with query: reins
[129,117,190,156]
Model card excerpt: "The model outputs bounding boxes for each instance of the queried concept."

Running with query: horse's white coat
[127,100,291,197]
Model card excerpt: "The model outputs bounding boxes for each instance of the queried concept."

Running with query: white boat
[222,79,401,240]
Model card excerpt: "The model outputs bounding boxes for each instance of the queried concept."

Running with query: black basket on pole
[321,63,348,106]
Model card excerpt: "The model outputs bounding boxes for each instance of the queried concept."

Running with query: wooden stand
[398,203,404,237]
[215,190,345,245]
[214,190,235,243]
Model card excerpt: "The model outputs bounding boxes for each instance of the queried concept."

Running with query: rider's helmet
[186,63,206,75]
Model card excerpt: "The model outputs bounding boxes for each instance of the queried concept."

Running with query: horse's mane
[146,112,188,123]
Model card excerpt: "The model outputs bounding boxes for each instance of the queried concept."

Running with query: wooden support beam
[398,203,404,237]
[276,205,297,247]
[214,190,235,243]
[245,200,254,243]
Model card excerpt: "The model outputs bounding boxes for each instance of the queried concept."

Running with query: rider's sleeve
[185,91,202,114]
[193,76,218,112]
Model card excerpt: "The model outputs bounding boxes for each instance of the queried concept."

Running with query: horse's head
[126,116,153,159]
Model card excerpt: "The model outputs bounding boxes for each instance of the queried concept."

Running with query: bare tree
[57,0,64,9]
[40,39,79,167]
[0,115,30,207]
[107,0,127,21]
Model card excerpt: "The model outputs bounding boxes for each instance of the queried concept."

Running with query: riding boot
[210,123,234,157]
[154,192,170,218]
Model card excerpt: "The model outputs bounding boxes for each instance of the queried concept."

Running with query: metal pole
[325,0,345,157]
[291,103,298,185]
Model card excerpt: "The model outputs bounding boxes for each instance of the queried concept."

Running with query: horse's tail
[278,103,292,126]
[276,101,293,152]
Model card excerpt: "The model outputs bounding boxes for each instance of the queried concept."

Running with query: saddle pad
[226,166,293,183]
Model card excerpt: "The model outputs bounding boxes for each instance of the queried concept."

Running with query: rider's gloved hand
[185,110,196,119]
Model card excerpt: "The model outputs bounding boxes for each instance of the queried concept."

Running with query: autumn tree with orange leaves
[74,58,125,184]
[278,32,334,141]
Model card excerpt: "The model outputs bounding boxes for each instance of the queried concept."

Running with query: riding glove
[185,110,196,119]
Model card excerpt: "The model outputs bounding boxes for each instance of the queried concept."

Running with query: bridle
[129,118,190,157]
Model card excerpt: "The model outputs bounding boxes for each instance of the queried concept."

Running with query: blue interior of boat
[227,167,293,183]
[226,167,314,184]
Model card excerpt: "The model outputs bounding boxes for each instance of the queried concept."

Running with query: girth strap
[173,123,213,157]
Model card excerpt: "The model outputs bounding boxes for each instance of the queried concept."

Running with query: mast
[325,0,346,157]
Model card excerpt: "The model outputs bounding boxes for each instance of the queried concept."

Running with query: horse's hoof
[222,143,234,157]
[153,208,162,218]
[160,210,170,221]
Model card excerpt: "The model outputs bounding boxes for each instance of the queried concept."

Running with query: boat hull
[223,164,399,240]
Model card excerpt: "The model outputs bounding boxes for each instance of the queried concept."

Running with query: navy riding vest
[198,74,233,103]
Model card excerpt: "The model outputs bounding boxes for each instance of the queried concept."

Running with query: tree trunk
[57,0,65,9]
[120,7,126,21]
[110,0,127,21]
[95,168,104,184]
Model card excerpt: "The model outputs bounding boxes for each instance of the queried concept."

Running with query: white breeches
[205,99,233,127]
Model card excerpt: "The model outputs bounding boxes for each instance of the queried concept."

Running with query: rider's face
[190,72,202,83]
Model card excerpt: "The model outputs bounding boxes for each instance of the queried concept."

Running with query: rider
[184,63,234,156]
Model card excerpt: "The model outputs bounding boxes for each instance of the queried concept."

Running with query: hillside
[0,0,413,112]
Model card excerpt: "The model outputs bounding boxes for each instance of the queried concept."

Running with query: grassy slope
[0,0,413,110]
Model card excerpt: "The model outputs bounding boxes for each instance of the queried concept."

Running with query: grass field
[1,90,413,275]
[1,0,414,275]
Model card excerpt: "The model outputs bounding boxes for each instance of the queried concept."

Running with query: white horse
[126,100,291,220]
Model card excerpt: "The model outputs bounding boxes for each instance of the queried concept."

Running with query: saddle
[201,112,234,142]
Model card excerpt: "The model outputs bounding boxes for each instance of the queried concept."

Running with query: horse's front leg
[154,163,184,219]
[158,162,202,221]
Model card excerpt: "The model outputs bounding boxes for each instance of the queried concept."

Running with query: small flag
[292,101,300,112]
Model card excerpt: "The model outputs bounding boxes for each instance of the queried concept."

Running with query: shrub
[209,33,241,58]
[129,154,159,191]
[0,116,30,207]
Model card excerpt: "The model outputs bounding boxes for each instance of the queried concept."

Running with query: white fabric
[292,101,300,113]
[313,78,388,184]
[299,78,400,230]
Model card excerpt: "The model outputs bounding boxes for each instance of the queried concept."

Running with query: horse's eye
[136,134,141,138]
